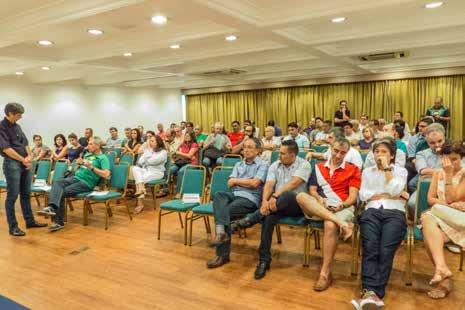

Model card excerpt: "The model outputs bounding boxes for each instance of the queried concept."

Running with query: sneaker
[359,290,384,310]
[48,223,64,232]
[38,207,56,216]
[350,299,361,310]
[446,245,461,254]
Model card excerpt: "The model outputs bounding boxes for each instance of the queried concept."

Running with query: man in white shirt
[313,120,332,145]
[352,137,408,310]
[343,122,362,146]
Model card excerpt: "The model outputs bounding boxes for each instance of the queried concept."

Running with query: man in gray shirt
[207,138,269,269]
[232,139,312,279]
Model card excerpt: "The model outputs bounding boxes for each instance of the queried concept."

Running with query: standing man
[334,100,351,128]
[0,103,46,236]
[426,96,450,131]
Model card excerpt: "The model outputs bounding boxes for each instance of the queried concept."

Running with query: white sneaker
[359,291,384,310]
[446,245,461,254]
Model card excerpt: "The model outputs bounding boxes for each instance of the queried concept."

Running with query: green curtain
[186,75,465,139]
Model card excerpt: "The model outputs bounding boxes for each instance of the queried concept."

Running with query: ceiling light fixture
[170,44,180,49]
[38,40,54,46]
[15,71,24,76]
[331,17,346,23]
[123,52,133,57]
[41,66,51,71]
[425,2,443,9]
[88,29,104,35]
[225,35,237,41]
[151,15,167,24]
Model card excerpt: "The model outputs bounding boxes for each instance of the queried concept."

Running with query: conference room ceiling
[1,0,465,89]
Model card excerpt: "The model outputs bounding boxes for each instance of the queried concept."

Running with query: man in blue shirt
[282,121,310,152]
[207,138,268,269]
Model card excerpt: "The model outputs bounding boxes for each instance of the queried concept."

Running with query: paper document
[182,193,200,203]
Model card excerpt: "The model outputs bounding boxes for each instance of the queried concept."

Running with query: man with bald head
[426,96,450,130]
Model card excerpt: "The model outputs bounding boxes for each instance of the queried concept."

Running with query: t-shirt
[426,105,450,129]
[74,152,110,189]
[78,137,88,148]
[282,134,310,151]
[334,109,351,127]
[267,156,312,194]
[196,133,208,144]
[227,131,245,147]
[31,145,51,160]
[67,145,84,162]
[358,139,374,150]
[106,137,125,148]
[179,142,199,164]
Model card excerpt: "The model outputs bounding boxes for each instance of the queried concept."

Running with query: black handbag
[203,146,224,160]
[175,158,191,167]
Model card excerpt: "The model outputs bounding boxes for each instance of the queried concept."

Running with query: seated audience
[79,128,93,148]
[171,132,199,193]
[363,137,406,170]
[170,126,184,155]
[309,117,324,142]
[267,120,282,137]
[31,134,50,161]
[393,111,411,142]
[51,134,68,161]
[105,127,124,148]
[334,100,351,128]
[232,125,255,154]
[123,128,142,159]
[156,123,166,140]
[122,127,131,147]
[202,122,231,167]
[185,122,194,134]
[358,127,375,151]
[352,138,408,310]
[283,122,310,152]
[231,140,312,279]
[359,113,369,131]
[38,137,111,232]
[344,122,362,146]
[138,125,146,142]
[313,120,332,145]
[296,137,361,291]
[132,135,168,213]
[67,133,84,163]
[194,125,208,147]
[369,119,383,138]
[261,126,281,162]
[207,138,268,268]
[383,123,407,154]
[421,141,465,299]
[139,131,156,152]
[407,117,434,160]
[303,118,315,137]
[227,121,245,147]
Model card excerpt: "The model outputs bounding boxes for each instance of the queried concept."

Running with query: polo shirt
[0,117,28,158]
[267,156,312,194]
[74,152,110,189]
[309,160,361,207]
[230,157,269,206]
[323,147,363,169]
[282,134,310,151]
[228,131,245,147]
[426,105,450,129]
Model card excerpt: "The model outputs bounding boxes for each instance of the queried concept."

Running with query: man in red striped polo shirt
[296,137,361,291]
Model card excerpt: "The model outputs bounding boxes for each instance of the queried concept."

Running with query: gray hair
[90,136,103,147]
[425,123,445,137]
[5,102,25,115]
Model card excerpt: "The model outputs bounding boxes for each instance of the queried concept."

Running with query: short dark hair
[186,122,194,127]
[315,117,323,122]
[244,119,251,124]
[372,137,397,164]
[287,121,299,129]
[395,111,404,118]
[68,133,78,140]
[394,124,405,139]
[439,140,465,157]
[372,119,379,126]
[5,102,25,115]
[245,137,262,150]
[146,130,155,136]
[393,119,406,130]
[343,122,353,129]
[360,113,368,119]
[420,117,434,126]
[339,100,347,105]
[33,134,42,140]
[267,120,275,126]
[232,120,240,126]
[54,134,67,148]
[109,127,117,132]
[281,139,299,155]
[85,128,93,134]
[324,120,332,126]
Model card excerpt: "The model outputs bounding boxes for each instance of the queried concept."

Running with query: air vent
[358,51,409,62]
[200,68,247,77]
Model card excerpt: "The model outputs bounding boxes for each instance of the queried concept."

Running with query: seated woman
[31,134,51,161]
[51,134,68,161]
[122,128,142,163]
[261,126,281,163]
[132,135,168,213]
[67,133,84,163]
[352,137,408,310]
[357,127,375,151]
[170,131,199,193]
[140,131,155,152]
[421,141,465,299]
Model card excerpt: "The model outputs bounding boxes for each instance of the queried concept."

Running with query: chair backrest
[108,147,123,158]
[106,151,117,170]
[119,153,135,165]
[311,145,328,153]
[414,177,432,223]
[271,151,280,163]
[210,167,233,200]
[222,157,241,168]
[110,164,129,191]
[180,165,206,197]
[298,151,307,159]
[52,161,68,182]
[163,157,171,180]
[36,160,51,181]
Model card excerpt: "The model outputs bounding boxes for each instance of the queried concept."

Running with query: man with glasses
[231,125,255,154]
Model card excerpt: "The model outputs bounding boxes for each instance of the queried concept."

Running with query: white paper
[182,193,200,203]
[87,191,109,197]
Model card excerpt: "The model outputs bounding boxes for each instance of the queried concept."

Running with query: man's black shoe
[9,227,26,237]
[26,220,48,228]
[214,232,230,245]
[254,261,270,279]
[48,223,64,232]
[206,256,230,269]
[231,217,256,232]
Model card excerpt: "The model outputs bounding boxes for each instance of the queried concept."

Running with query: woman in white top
[133,135,167,211]
[352,137,408,310]
[261,126,281,163]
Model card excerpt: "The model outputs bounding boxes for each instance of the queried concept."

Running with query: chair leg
[157,209,162,240]
[83,200,89,226]
[460,250,464,272]
[203,216,211,234]
[107,203,113,218]
[189,215,194,246]
[351,225,359,276]
[184,212,189,246]
[152,186,157,210]
[405,231,413,286]
[34,195,41,208]
[123,197,133,220]
[178,212,184,229]
[303,225,309,267]
[68,200,74,211]
[276,224,282,244]
[104,201,110,230]
[314,231,321,250]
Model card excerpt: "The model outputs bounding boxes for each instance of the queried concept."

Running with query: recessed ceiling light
[38,40,54,46]
[88,29,104,35]
[331,17,346,23]
[170,44,180,49]
[151,15,167,25]
[15,71,24,76]
[225,35,237,41]
[425,2,443,9]
[41,66,51,71]
[123,52,133,57]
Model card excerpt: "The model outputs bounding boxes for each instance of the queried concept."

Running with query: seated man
[296,137,361,291]
[207,138,268,268]
[231,125,255,154]
[38,137,111,232]
[282,122,310,152]
[232,140,312,279]
[313,120,332,145]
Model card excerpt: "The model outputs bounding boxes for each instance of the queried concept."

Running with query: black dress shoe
[214,232,230,245]
[231,217,256,232]
[9,227,26,237]
[26,220,48,228]
[254,261,270,279]
[206,256,230,269]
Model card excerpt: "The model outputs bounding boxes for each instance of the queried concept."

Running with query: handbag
[203,146,224,160]
[175,158,191,167]
[431,204,465,230]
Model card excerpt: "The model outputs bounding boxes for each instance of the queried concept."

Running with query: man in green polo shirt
[38,137,111,232]
[426,96,451,130]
